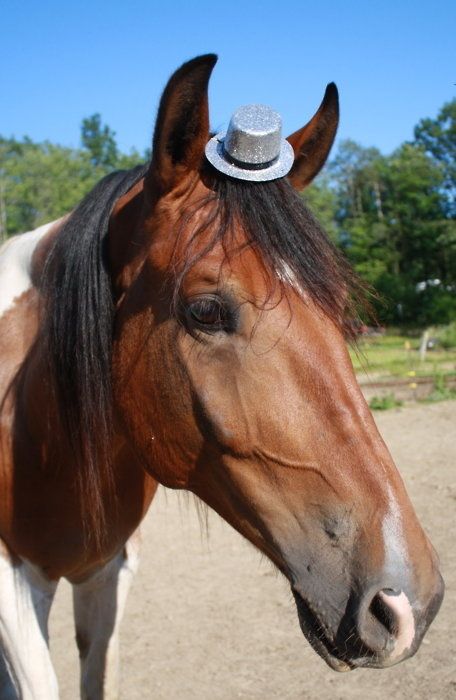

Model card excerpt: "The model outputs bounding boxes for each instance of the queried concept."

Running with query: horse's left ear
[286,83,339,190]
[146,54,218,198]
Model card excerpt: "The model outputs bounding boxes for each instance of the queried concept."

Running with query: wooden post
[419,330,429,363]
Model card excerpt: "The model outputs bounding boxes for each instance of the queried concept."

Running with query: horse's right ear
[145,54,217,198]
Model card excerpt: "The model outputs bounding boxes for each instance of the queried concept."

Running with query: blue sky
[1,0,455,156]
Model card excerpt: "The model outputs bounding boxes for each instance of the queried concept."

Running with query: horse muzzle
[292,571,444,671]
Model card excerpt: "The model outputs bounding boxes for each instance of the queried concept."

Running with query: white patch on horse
[0,219,61,318]
[72,531,141,700]
[0,545,58,699]
[382,485,415,656]
[276,259,304,295]
[382,484,410,579]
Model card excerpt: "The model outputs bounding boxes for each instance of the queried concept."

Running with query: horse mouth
[292,591,355,672]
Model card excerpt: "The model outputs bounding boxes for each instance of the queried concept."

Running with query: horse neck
[15,180,148,479]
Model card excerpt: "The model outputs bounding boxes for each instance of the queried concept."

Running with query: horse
[0,54,444,699]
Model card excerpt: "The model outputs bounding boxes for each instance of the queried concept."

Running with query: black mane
[41,164,147,547]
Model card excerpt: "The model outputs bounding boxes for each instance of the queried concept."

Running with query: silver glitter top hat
[205,104,294,182]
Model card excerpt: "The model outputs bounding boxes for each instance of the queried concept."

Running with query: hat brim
[205,133,294,182]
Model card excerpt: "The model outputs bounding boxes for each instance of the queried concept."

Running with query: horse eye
[183,296,235,334]
[190,298,223,325]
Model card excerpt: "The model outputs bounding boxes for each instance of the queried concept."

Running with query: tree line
[1,101,455,326]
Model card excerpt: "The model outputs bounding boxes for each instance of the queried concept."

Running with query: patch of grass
[434,321,456,350]
[369,394,403,410]
[350,332,456,380]
[422,372,456,403]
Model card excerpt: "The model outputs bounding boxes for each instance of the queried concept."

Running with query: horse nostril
[369,590,398,637]
[357,588,415,659]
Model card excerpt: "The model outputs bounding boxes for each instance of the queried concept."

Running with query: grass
[423,372,456,403]
[350,333,456,381]
[352,331,456,409]
[435,321,456,349]
[369,394,403,410]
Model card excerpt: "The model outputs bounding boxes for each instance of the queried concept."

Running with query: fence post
[419,329,429,363]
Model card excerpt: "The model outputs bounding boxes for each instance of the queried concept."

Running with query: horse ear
[146,54,217,197]
[286,83,339,190]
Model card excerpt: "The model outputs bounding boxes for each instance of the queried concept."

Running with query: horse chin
[292,591,354,673]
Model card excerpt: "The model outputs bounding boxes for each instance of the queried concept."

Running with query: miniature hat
[205,104,294,182]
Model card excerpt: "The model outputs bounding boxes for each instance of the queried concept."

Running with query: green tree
[116,148,146,170]
[414,98,456,213]
[376,144,455,323]
[0,115,148,238]
[81,113,118,169]
[0,136,105,235]
[303,174,338,242]
[329,140,393,276]
[329,137,455,324]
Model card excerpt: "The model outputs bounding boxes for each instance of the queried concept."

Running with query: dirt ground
[49,401,456,700]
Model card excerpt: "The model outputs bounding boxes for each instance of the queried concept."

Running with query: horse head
[110,55,443,671]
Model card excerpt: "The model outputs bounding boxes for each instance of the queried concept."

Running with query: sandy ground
[49,401,456,700]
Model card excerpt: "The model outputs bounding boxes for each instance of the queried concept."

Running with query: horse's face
[112,56,443,671]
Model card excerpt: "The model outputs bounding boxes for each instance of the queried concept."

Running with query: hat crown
[223,104,282,166]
